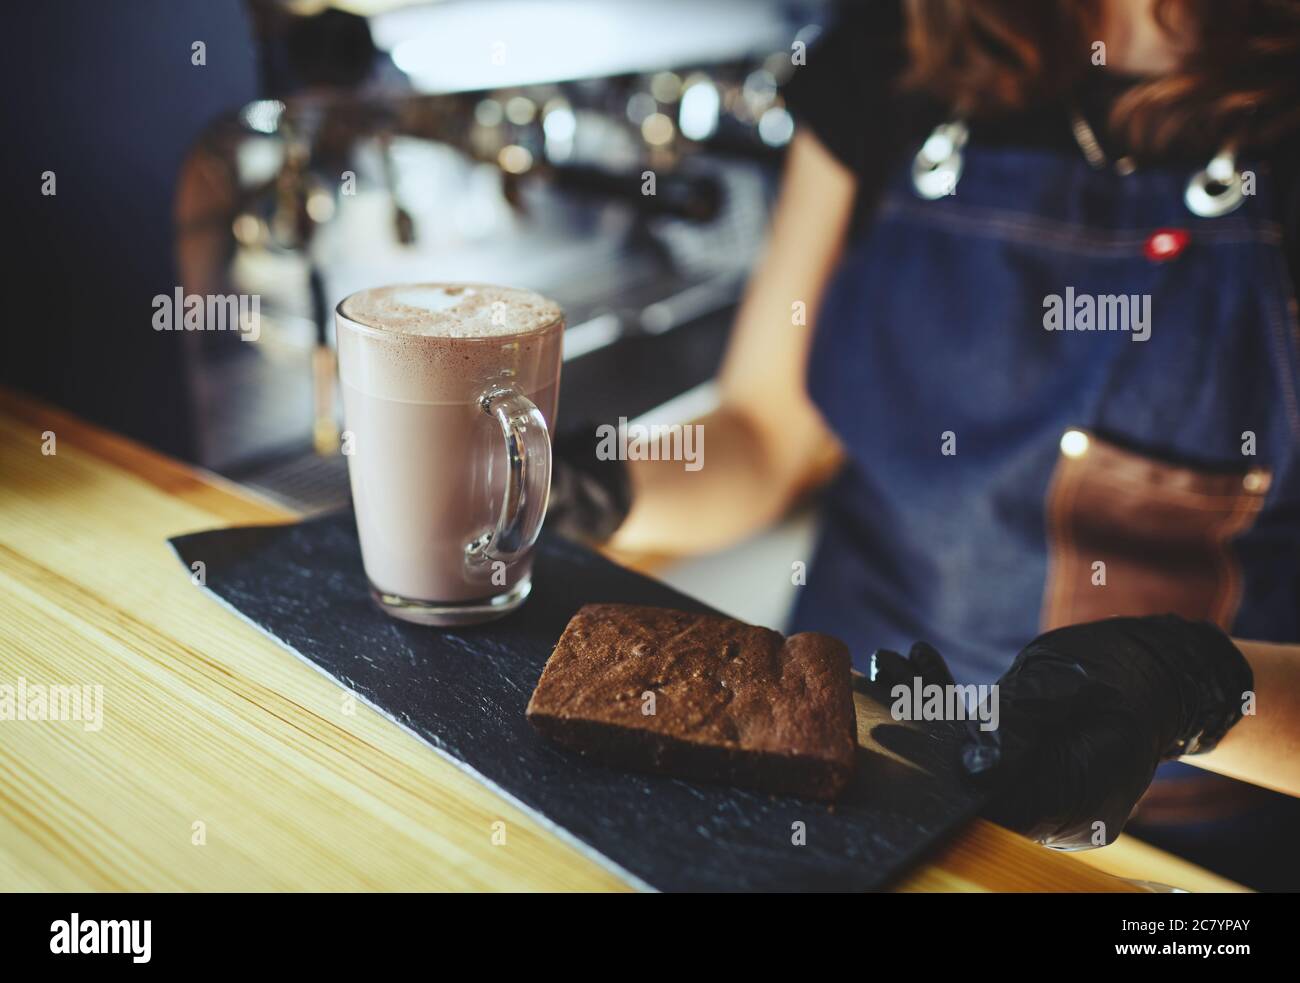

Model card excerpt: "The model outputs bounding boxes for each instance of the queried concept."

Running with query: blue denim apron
[790,138,1300,684]
[791,138,1300,885]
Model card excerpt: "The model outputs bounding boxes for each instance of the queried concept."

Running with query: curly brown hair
[902,0,1300,156]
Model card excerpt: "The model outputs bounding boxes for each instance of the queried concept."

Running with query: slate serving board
[170,511,985,891]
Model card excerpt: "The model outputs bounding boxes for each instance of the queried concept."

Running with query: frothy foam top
[340,283,562,339]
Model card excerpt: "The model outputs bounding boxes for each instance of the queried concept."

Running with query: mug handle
[469,386,552,564]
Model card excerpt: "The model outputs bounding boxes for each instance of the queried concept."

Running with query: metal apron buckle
[912,120,968,199]
[1185,149,1245,218]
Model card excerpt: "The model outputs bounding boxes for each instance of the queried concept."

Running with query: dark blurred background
[5,0,838,624]
[4,0,823,487]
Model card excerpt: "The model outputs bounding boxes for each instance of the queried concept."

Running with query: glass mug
[335,283,563,626]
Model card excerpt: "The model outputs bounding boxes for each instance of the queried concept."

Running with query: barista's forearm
[1188,637,1300,797]
[607,128,852,560]
[608,406,809,556]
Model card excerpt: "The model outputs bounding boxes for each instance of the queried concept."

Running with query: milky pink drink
[336,284,563,626]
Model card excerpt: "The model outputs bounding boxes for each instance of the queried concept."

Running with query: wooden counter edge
[0,389,296,526]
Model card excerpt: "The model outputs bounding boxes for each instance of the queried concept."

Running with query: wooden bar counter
[0,390,1245,892]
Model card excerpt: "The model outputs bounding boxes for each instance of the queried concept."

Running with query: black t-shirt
[782,1,1300,285]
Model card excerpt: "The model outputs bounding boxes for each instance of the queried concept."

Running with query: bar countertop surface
[0,389,1246,892]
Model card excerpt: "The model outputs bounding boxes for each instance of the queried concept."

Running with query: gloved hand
[544,424,633,544]
[872,615,1253,849]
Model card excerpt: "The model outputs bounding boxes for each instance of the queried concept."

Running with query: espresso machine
[176,0,829,513]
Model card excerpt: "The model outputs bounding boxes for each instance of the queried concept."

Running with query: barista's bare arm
[609,129,853,556]
[1190,638,1300,797]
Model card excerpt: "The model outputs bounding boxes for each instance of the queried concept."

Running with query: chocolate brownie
[526,604,857,800]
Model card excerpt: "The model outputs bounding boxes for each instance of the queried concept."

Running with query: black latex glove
[872,616,1253,849]
[545,424,633,544]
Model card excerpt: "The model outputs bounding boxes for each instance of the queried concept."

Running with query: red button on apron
[1144,228,1190,262]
